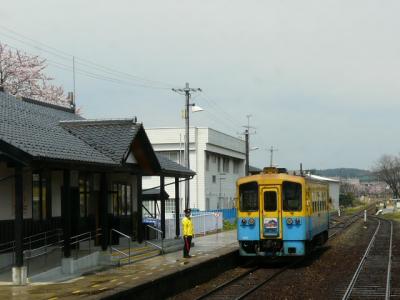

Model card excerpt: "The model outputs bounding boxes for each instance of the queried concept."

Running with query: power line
[2,42,173,90]
[0,25,178,89]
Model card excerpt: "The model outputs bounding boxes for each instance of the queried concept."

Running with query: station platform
[0,230,238,300]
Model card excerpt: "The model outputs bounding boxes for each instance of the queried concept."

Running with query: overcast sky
[1,1,399,170]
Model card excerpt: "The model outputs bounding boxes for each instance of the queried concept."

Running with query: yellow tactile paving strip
[0,231,237,299]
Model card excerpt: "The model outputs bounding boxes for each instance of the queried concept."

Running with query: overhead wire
[0,25,250,135]
[0,25,178,89]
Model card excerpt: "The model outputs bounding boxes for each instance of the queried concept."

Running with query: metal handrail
[110,229,131,265]
[69,228,102,259]
[145,225,164,254]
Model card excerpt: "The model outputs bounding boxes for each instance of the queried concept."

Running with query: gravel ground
[391,221,400,298]
[249,218,378,300]
[169,211,400,300]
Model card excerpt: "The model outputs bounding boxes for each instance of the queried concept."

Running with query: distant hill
[310,168,376,181]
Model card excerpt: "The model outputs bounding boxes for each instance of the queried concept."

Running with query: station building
[0,91,194,283]
[144,127,246,211]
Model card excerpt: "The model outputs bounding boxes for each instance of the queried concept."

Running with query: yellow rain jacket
[182,216,194,236]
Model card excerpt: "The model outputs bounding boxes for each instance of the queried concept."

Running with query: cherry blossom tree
[0,42,70,107]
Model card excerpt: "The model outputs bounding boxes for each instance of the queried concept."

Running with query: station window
[282,181,302,212]
[79,174,90,218]
[239,182,258,211]
[212,175,216,183]
[32,172,50,221]
[110,183,132,216]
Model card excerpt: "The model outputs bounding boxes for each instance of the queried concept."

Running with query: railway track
[194,260,302,300]
[194,209,371,300]
[328,206,375,239]
[340,217,393,300]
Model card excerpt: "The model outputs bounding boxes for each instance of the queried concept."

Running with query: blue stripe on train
[237,217,260,241]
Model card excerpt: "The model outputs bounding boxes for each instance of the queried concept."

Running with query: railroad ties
[340,218,393,300]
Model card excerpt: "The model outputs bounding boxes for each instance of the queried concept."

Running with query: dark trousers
[183,235,192,257]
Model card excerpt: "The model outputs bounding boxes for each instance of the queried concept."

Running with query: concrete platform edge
[100,249,239,300]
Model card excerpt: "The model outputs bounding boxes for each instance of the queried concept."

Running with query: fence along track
[341,218,393,300]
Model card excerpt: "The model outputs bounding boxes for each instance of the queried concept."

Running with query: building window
[223,157,230,172]
[212,155,217,163]
[158,151,179,163]
[233,160,240,174]
[79,175,90,218]
[32,173,49,221]
[217,157,221,172]
[110,183,132,216]
[212,175,216,183]
[165,199,175,213]
[206,153,210,171]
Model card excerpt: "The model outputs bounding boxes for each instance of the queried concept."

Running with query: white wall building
[143,127,246,211]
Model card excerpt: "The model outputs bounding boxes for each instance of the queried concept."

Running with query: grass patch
[343,205,366,215]
[382,211,400,222]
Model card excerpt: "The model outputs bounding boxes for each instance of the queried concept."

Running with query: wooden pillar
[137,175,143,243]
[62,170,71,258]
[175,177,180,238]
[14,166,24,268]
[100,173,108,251]
[160,176,166,239]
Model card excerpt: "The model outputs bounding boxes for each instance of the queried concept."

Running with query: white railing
[164,213,223,239]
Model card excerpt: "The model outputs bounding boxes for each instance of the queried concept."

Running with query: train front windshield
[239,182,258,211]
[282,181,302,211]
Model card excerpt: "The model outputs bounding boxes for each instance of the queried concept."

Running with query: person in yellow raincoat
[182,208,194,258]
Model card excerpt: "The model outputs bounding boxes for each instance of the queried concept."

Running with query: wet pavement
[0,230,237,299]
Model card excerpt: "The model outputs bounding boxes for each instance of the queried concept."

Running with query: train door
[260,187,282,239]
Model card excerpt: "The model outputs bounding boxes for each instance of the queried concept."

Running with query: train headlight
[286,218,293,225]
[241,218,247,225]
[249,218,255,225]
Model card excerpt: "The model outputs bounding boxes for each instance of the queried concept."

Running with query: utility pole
[218,174,226,209]
[172,83,202,210]
[268,146,278,167]
[242,114,256,176]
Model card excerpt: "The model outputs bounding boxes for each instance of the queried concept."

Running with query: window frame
[282,181,302,212]
[239,181,259,212]
[32,172,51,221]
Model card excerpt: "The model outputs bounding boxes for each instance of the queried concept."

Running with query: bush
[223,220,237,230]
[339,192,356,207]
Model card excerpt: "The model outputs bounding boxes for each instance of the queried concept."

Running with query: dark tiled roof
[0,92,116,165]
[60,119,140,164]
[156,153,195,176]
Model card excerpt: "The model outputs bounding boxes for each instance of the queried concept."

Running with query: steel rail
[194,265,260,300]
[234,259,304,300]
[341,220,381,300]
[385,220,393,300]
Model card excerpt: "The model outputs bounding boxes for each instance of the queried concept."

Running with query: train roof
[237,167,330,186]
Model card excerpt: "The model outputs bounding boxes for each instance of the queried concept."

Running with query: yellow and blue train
[236,167,329,257]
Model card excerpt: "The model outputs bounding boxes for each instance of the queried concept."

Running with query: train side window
[282,181,302,211]
[264,191,277,211]
[239,182,259,212]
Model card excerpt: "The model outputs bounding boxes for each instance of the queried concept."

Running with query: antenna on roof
[67,92,75,111]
